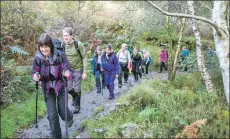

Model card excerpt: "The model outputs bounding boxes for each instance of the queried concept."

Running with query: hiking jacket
[101,52,119,85]
[32,49,73,95]
[131,53,142,66]
[181,49,189,58]
[160,50,168,62]
[64,40,88,74]
[117,49,131,63]
[92,54,103,75]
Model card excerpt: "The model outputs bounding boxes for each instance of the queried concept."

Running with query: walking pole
[35,72,40,128]
[63,75,68,138]
[35,80,38,128]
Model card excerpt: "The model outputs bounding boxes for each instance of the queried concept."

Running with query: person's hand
[82,73,87,80]
[33,73,40,82]
[62,70,70,78]
[139,66,142,69]
[115,74,118,78]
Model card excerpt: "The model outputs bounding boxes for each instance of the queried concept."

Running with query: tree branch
[147,1,222,35]
[199,1,212,11]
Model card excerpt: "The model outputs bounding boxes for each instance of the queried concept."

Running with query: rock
[92,128,105,133]
[119,123,138,138]
[115,103,127,109]
[91,101,96,104]
[143,131,152,138]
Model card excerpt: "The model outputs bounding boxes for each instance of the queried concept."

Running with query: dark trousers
[132,62,140,80]
[45,88,73,138]
[142,62,150,74]
[95,70,104,92]
[118,62,129,85]
[160,61,167,72]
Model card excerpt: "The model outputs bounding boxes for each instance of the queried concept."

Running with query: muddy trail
[15,71,185,138]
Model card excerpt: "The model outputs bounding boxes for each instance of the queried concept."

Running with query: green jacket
[65,40,88,74]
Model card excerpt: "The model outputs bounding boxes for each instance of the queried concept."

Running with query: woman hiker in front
[101,44,119,99]
[32,33,73,138]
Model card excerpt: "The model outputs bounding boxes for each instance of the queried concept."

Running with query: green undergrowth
[81,72,229,138]
[1,93,46,138]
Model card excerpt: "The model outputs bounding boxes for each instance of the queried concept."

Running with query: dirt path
[15,71,186,138]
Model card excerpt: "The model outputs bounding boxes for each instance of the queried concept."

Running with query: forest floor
[15,71,186,138]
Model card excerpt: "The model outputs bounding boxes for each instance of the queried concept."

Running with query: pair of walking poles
[35,72,69,138]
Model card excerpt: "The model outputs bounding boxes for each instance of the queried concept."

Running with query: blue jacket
[91,55,102,75]
[181,49,189,57]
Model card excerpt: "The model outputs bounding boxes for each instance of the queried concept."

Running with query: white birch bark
[212,1,229,104]
[171,18,186,80]
[147,1,229,105]
[187,1,215,93]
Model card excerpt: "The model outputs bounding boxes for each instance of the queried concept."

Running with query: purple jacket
[101,52,119,85]
[32,49,73,95]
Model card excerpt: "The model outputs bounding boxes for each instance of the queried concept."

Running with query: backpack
[52,38,83,59]
[149,56,152,65]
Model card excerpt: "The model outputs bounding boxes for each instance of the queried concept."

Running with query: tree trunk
[212,1,229,104]
[187,1,215,93]
[167,16,174,80]
[147,1,229,105]
[171,18,186,81]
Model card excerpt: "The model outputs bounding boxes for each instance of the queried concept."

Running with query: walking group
[31,27,191,138]
[32,27,153,138]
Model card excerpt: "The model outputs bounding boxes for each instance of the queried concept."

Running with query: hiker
[181,46,189,61]
[159,47,168,73]
[117,43,131,88]
[181,46,189,71]
[206,46,214,57]
[101,44,119,99]
[137,48,144,78]
[32,33,73,138]
[92,46,104,93]
[142,49,152,75]
[131,48,142,82]
[62,27,88,114]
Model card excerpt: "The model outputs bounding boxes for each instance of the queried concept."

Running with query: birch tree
[171,17,186,81]
[187,1,214,93]
[147,1,229,104]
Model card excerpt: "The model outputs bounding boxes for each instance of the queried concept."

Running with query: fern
[9,45,29,56]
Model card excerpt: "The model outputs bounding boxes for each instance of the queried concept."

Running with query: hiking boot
[108,95,114,99]
[124,80,128,83]
[73,105,80,114]
[67,118,73,128]
[118,84,122,88]
[97,89,101,93]
[158,71,162,73]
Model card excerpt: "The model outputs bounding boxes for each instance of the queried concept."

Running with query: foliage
[178,50,220,75]
[82,73,228,138]
[179,51,198,72]
[93,105,105,116]
[1,59,34,107]
[1,94,46,138]
[9,45,29,56]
